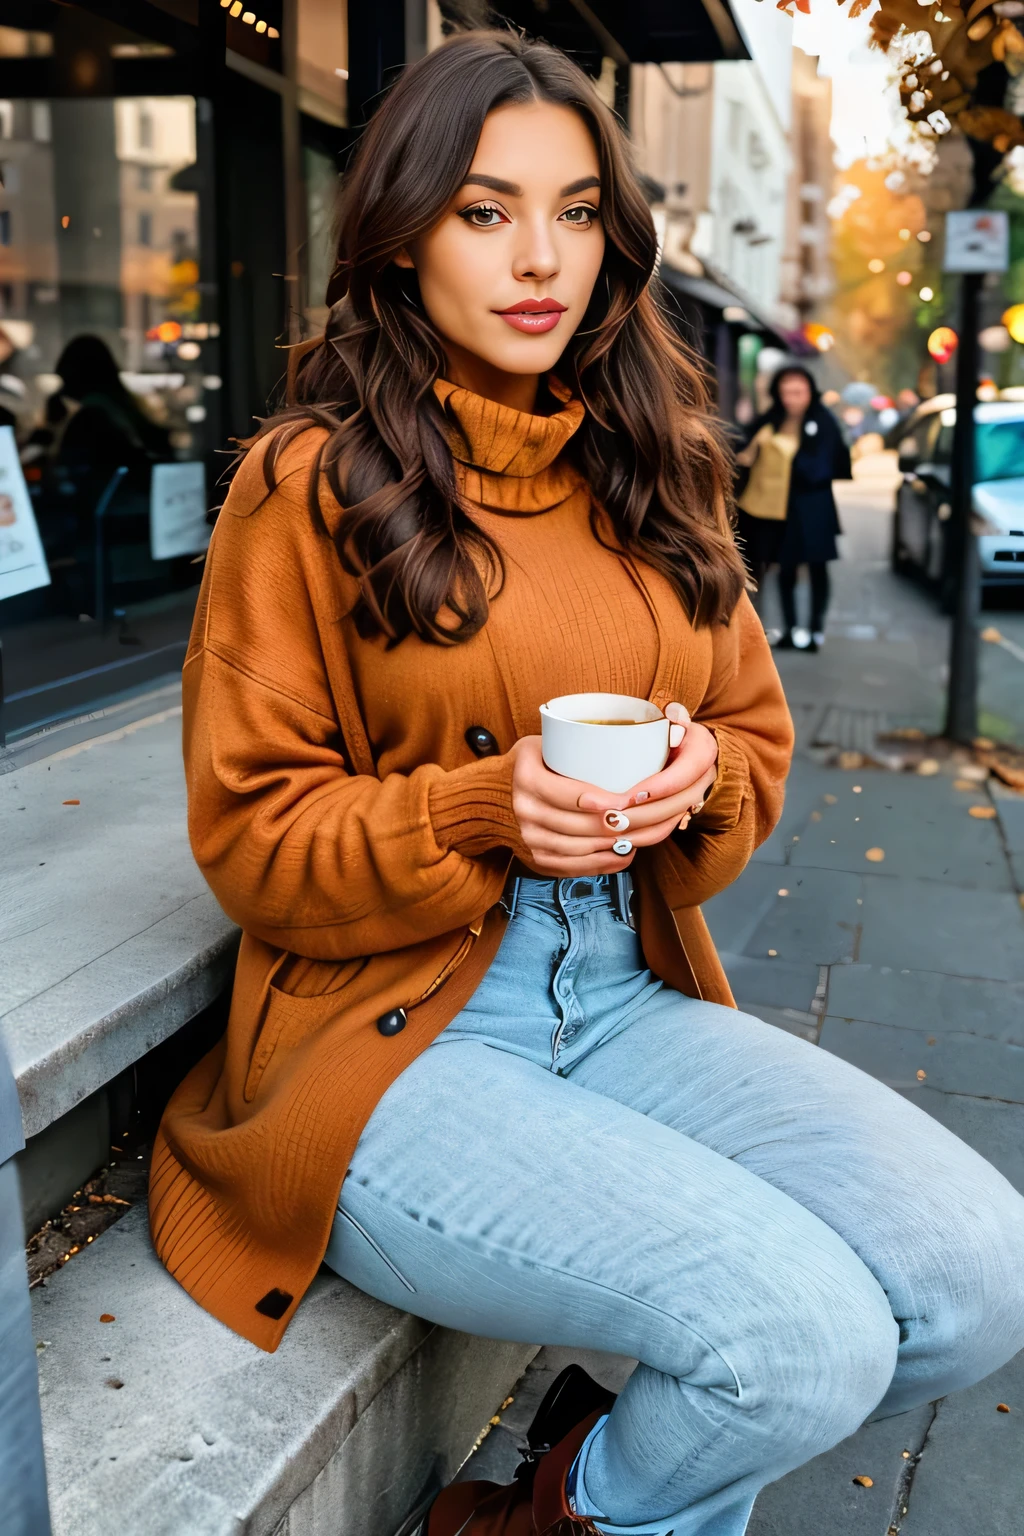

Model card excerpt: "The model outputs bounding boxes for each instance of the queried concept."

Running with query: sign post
[942,209,1009,743]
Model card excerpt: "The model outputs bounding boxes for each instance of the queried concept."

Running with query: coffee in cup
[539,692,670,793]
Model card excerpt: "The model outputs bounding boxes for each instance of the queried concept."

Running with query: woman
[48,333,171,473]
[151,33,1024,1536]
[736,366,850,652]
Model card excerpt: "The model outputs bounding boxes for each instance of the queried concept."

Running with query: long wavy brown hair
[251,29,746,645]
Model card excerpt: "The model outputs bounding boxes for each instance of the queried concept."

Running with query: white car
[891,396,1024,603]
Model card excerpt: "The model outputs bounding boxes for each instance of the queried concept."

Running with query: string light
[220,0,276,31]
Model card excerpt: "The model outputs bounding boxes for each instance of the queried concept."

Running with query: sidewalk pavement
[463,457,1024,1534]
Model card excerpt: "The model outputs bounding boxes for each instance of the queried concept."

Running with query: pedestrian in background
[736,365,851,652]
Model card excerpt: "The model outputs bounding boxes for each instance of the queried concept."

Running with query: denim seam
[349,1190,743,1399]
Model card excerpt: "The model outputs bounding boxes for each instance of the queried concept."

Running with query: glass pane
[0,93,219,741]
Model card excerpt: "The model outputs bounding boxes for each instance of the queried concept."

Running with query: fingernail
[612,838,633,856]
[669,724,686,748]
[604,810,630,831]
[634,790,650,803]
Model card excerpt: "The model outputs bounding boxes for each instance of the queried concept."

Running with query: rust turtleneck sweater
[151,377,793,1351]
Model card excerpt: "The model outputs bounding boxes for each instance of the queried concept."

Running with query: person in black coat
[736,366,851,652]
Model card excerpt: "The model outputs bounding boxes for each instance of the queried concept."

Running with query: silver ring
[612,837,633,856]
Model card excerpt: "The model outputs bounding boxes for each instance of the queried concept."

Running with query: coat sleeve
[184,433,528,962]
[648,592,794,909]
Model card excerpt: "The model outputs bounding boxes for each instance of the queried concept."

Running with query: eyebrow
[460,173,601,198]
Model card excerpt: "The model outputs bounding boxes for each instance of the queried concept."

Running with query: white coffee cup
[539,692,670,793]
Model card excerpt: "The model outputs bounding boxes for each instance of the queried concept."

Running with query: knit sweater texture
[150,377,794,1350]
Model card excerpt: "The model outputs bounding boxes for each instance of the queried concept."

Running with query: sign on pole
[944,209,1010,274]
[150,461,210,561]
[0,425,50,603]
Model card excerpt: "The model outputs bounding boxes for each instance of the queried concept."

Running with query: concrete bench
[4,685,532,1533]
[34,1205,533,1536]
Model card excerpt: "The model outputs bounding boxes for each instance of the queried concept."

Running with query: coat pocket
[243,980,351,1103]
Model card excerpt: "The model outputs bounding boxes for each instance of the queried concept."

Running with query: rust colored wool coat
[151,382,794,1352]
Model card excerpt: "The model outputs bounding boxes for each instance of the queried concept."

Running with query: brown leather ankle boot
[421,1365,614,1536]
[424,1410,604,1535]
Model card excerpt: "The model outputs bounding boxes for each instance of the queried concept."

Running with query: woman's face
[394,100,606,410]
[778,373,813,417]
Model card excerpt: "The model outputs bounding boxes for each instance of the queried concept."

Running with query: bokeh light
[927,327,958,363]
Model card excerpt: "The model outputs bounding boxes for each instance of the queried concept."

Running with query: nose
[512,212,560,284]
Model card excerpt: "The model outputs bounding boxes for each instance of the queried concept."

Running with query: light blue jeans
[325,877,1024,1536]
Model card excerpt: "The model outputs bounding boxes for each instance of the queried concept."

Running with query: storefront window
[0,89,218,741]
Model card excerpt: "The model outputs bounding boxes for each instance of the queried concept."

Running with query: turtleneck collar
[433,375,585,515]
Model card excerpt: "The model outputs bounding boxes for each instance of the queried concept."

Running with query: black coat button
[376,1007,407,1037]
[466,725,499,757]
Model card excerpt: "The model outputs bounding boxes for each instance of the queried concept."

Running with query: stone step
[34,1204,534,1536]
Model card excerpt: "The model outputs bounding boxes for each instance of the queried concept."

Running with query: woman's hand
[509,703,718,876]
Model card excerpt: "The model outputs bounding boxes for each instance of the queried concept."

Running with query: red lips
[495,298,568,314]
[494,297,568,334]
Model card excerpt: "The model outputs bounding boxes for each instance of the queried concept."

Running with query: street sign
[150,461,210,561]
[944,209,1009,273]
[0,425,50,603]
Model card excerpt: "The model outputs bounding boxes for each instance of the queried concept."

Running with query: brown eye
[560,204,598,228]
[459,204,509,228]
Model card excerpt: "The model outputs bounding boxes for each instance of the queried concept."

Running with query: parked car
[890,395,1024,605]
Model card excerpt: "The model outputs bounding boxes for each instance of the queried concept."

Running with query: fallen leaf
[927,1036,937,1045]
[99,1313,115,1323]
[901,1450,911,1459]
[852,784,863,793]
[824,794,838,804]
[865,847,885,862]
[916,1069,927,1080]
[997,1402,1011,1413]
[778,889,789,896]
[768,949,778,957]
[104,1378,124,1390]
[916,759,940,776]
[810,810,822,821]
[62,799,80,806]
[839,751,863,770]
[852,1475,874,1487]
[953,779,977,791]
[981,626,1003,643]
[969,805,997,819]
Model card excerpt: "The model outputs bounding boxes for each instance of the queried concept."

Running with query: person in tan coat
[151,31,1024,1536]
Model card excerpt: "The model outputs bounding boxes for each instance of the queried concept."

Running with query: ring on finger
[611,837,633,856]
[604,810,630,831]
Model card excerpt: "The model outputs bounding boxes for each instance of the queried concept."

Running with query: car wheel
[890,508,910,574]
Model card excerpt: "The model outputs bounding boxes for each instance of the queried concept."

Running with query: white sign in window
[150,461,210,561]
[944,210,1009,274]
[0,425,51,603]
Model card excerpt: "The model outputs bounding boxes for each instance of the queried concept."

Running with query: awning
[658,264,794,350]
[477,0,750,66]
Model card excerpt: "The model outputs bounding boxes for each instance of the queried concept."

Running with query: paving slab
[788,774,1012,890]
[990,781,1024,853]
[826,963,1024,1044]
[702,863,784,954]
[747,1402,935,1536]
[893,1088,1024,1194]
[898,1349,1024,1536]
[743,866,865,966]
[857,876,1024,982]
[33,1205,534,1536]
[719,952,822,1013]
[750,758,840,865]
[820,1017,1024,1103]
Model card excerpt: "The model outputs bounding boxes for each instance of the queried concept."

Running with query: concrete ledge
[35,1206,535,1536]
[0,696,240,1137]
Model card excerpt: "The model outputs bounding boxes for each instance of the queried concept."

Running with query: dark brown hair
[253,29,745,645]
